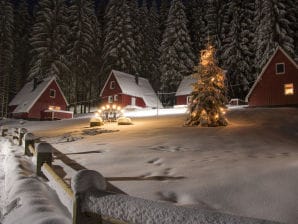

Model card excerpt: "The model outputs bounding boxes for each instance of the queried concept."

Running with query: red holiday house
[9,76,73,120]
[100,70,163,109]
[246,47,298,107]
[175,75,196,106]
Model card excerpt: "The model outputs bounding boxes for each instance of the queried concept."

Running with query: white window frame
[108,96,113,103]
[284,83,294,95]
[187,96,192,104]
[110,81,115,89]
[114,95,118,101]
[276,63,285,75]
[50,89,56,98]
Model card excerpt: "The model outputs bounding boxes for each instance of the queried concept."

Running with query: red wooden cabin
[175,76,196,106]
[246,47,298,107]
[9,77,73,120]
[100,70,163,109]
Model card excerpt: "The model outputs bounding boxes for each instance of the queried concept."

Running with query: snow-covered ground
[1,107,298,224]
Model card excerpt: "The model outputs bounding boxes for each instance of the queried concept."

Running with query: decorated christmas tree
[185,44,228,127]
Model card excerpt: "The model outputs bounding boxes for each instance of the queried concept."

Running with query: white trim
[53,78,69,106]
[24,77,56,113]
[110,81,116,89]
[245,46,298,102]
[100,70,122,96]
[275,62,285,75]
[49,89,56,98]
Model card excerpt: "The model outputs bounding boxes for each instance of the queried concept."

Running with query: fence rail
[2,127,283,224]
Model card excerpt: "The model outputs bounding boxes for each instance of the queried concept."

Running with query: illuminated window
[108,96,113,103]
[284,83,294,95]
[50,89,56,98]
[114,95,118,101]
[276,63,285,74]
[110,81,115,89]
[48,106,61,110]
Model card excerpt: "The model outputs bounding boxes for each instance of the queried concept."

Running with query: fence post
[1,127,8,137]
[24,133,35,156]
[18,128,27,146]
[71,170,107,224]
[35,142,53,176]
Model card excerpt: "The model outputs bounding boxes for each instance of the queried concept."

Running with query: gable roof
[245,46,298,102]
[9,76,68,113]
[100,70,163,108]
[175,75,196,96]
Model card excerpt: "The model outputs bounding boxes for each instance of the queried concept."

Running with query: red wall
[41,111,73,120]
[249,50,298,107]
[101,73,146,108]
[28,81,68,119]
[176,95,188,105]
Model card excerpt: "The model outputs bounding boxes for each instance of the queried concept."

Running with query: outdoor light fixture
[98,104,123,122]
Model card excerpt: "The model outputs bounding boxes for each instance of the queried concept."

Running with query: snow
[9,76,55,113]
[0,138,71,224]
[84,193,280,224]
[175,75,196,96]
[71,170,107,194]
[0,107,297,223]
[117,117,132,125]
[107,70,163,109]
[36,142,53,153]
[24,132,35,141]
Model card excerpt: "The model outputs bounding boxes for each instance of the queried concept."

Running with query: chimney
[33,78,38,90]
[135,73,139,85]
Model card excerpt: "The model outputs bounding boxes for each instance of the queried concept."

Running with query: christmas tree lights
[185,44,228,127]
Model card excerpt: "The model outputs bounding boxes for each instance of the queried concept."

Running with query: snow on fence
[10,128,283,224]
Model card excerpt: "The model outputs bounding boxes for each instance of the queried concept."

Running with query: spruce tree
[186,0,208,56]
[11,0,32,98]
[139,1,161,90]
[254,0,295,71]
[221,0,255,99]
[160,0,195,105]
[28,0,69,80]
[185,44,228,127]
[67,0,99,113]
[101,0,139,82]
[159,0,171,36]
[0,0,14,117]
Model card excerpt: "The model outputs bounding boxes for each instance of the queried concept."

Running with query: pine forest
[0,0,297,116]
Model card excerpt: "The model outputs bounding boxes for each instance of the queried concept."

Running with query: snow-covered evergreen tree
[160,0,195,105]
[0,0,14,117]
[185,44,228,127]
[101,0,139,82]
[159,0,171,36]
[254,0,295,72]
[186,0,208,57]
[67,0,99,113]
[139,1,161,90]
[205,0,228,51]
[28,0,68,80]
[11,0,32,98]
[221,0,255,99]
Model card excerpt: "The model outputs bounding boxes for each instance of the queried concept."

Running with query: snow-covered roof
[245,46,298,102]
[9,76,68,113]
[175,75,196,96]
[101,70,163,108]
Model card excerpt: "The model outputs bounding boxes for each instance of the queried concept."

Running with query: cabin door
[131,97,136,106]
